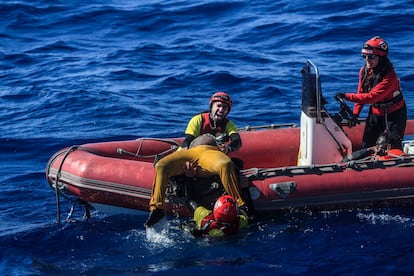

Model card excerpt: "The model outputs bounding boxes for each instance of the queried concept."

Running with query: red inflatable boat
[46,61,414,221]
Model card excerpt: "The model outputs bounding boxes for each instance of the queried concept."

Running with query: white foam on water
[144,217,175,248]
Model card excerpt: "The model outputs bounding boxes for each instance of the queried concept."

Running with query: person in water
[342,132,406,162]
[374,133,406,160]
[182,195,249,237]
[336,36,407,150]
[144,92,249,228]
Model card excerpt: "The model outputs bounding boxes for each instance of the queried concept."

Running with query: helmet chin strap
[210,112,218,130]
[213,119,217,130]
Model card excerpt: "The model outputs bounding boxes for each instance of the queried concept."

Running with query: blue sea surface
[1,0,414,274]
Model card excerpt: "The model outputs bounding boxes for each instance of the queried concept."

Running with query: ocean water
[1,0,414,274]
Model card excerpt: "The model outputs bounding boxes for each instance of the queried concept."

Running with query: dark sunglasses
[361,54,377,60]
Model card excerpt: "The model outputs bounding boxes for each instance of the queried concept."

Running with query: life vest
[200,213,239,236]
[376,148,405,160]
[361,66,383,93]
[358,64,404,115]
[200,112,229,136]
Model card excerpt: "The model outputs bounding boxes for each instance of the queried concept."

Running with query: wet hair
[189,133,217,148]
[375,56,393,76]
[376,132,402,149]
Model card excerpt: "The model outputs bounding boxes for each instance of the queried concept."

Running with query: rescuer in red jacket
[336,36,407,150]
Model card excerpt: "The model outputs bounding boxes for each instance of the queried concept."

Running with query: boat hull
[248,159,414,212]
[46,120,414,217]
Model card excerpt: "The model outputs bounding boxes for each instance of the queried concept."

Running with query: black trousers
[361,103,407,149]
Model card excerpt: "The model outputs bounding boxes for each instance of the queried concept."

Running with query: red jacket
[345,67,405,116]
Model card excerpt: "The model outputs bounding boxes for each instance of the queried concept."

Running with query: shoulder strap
[200,112,229,136]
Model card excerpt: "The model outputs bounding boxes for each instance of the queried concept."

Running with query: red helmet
[213,195,237,223]
[361,36,388,56]
[209,92,232,112]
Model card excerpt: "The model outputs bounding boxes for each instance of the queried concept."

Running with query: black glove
[219,144,233,153]
[180,220,205,237]
[191,229,204,237]
[347,119,357,128]
[334,93,346,101]
[185,200,199,213]
[239,205,254,222]
[348,113,360,128]
[180,220,197,232]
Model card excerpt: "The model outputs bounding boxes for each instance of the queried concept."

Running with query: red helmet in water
[213,195,237,223]
[209,92,232,112]
[361,36,389,56]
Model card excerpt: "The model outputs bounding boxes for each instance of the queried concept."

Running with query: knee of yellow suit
[154,162,167,174]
